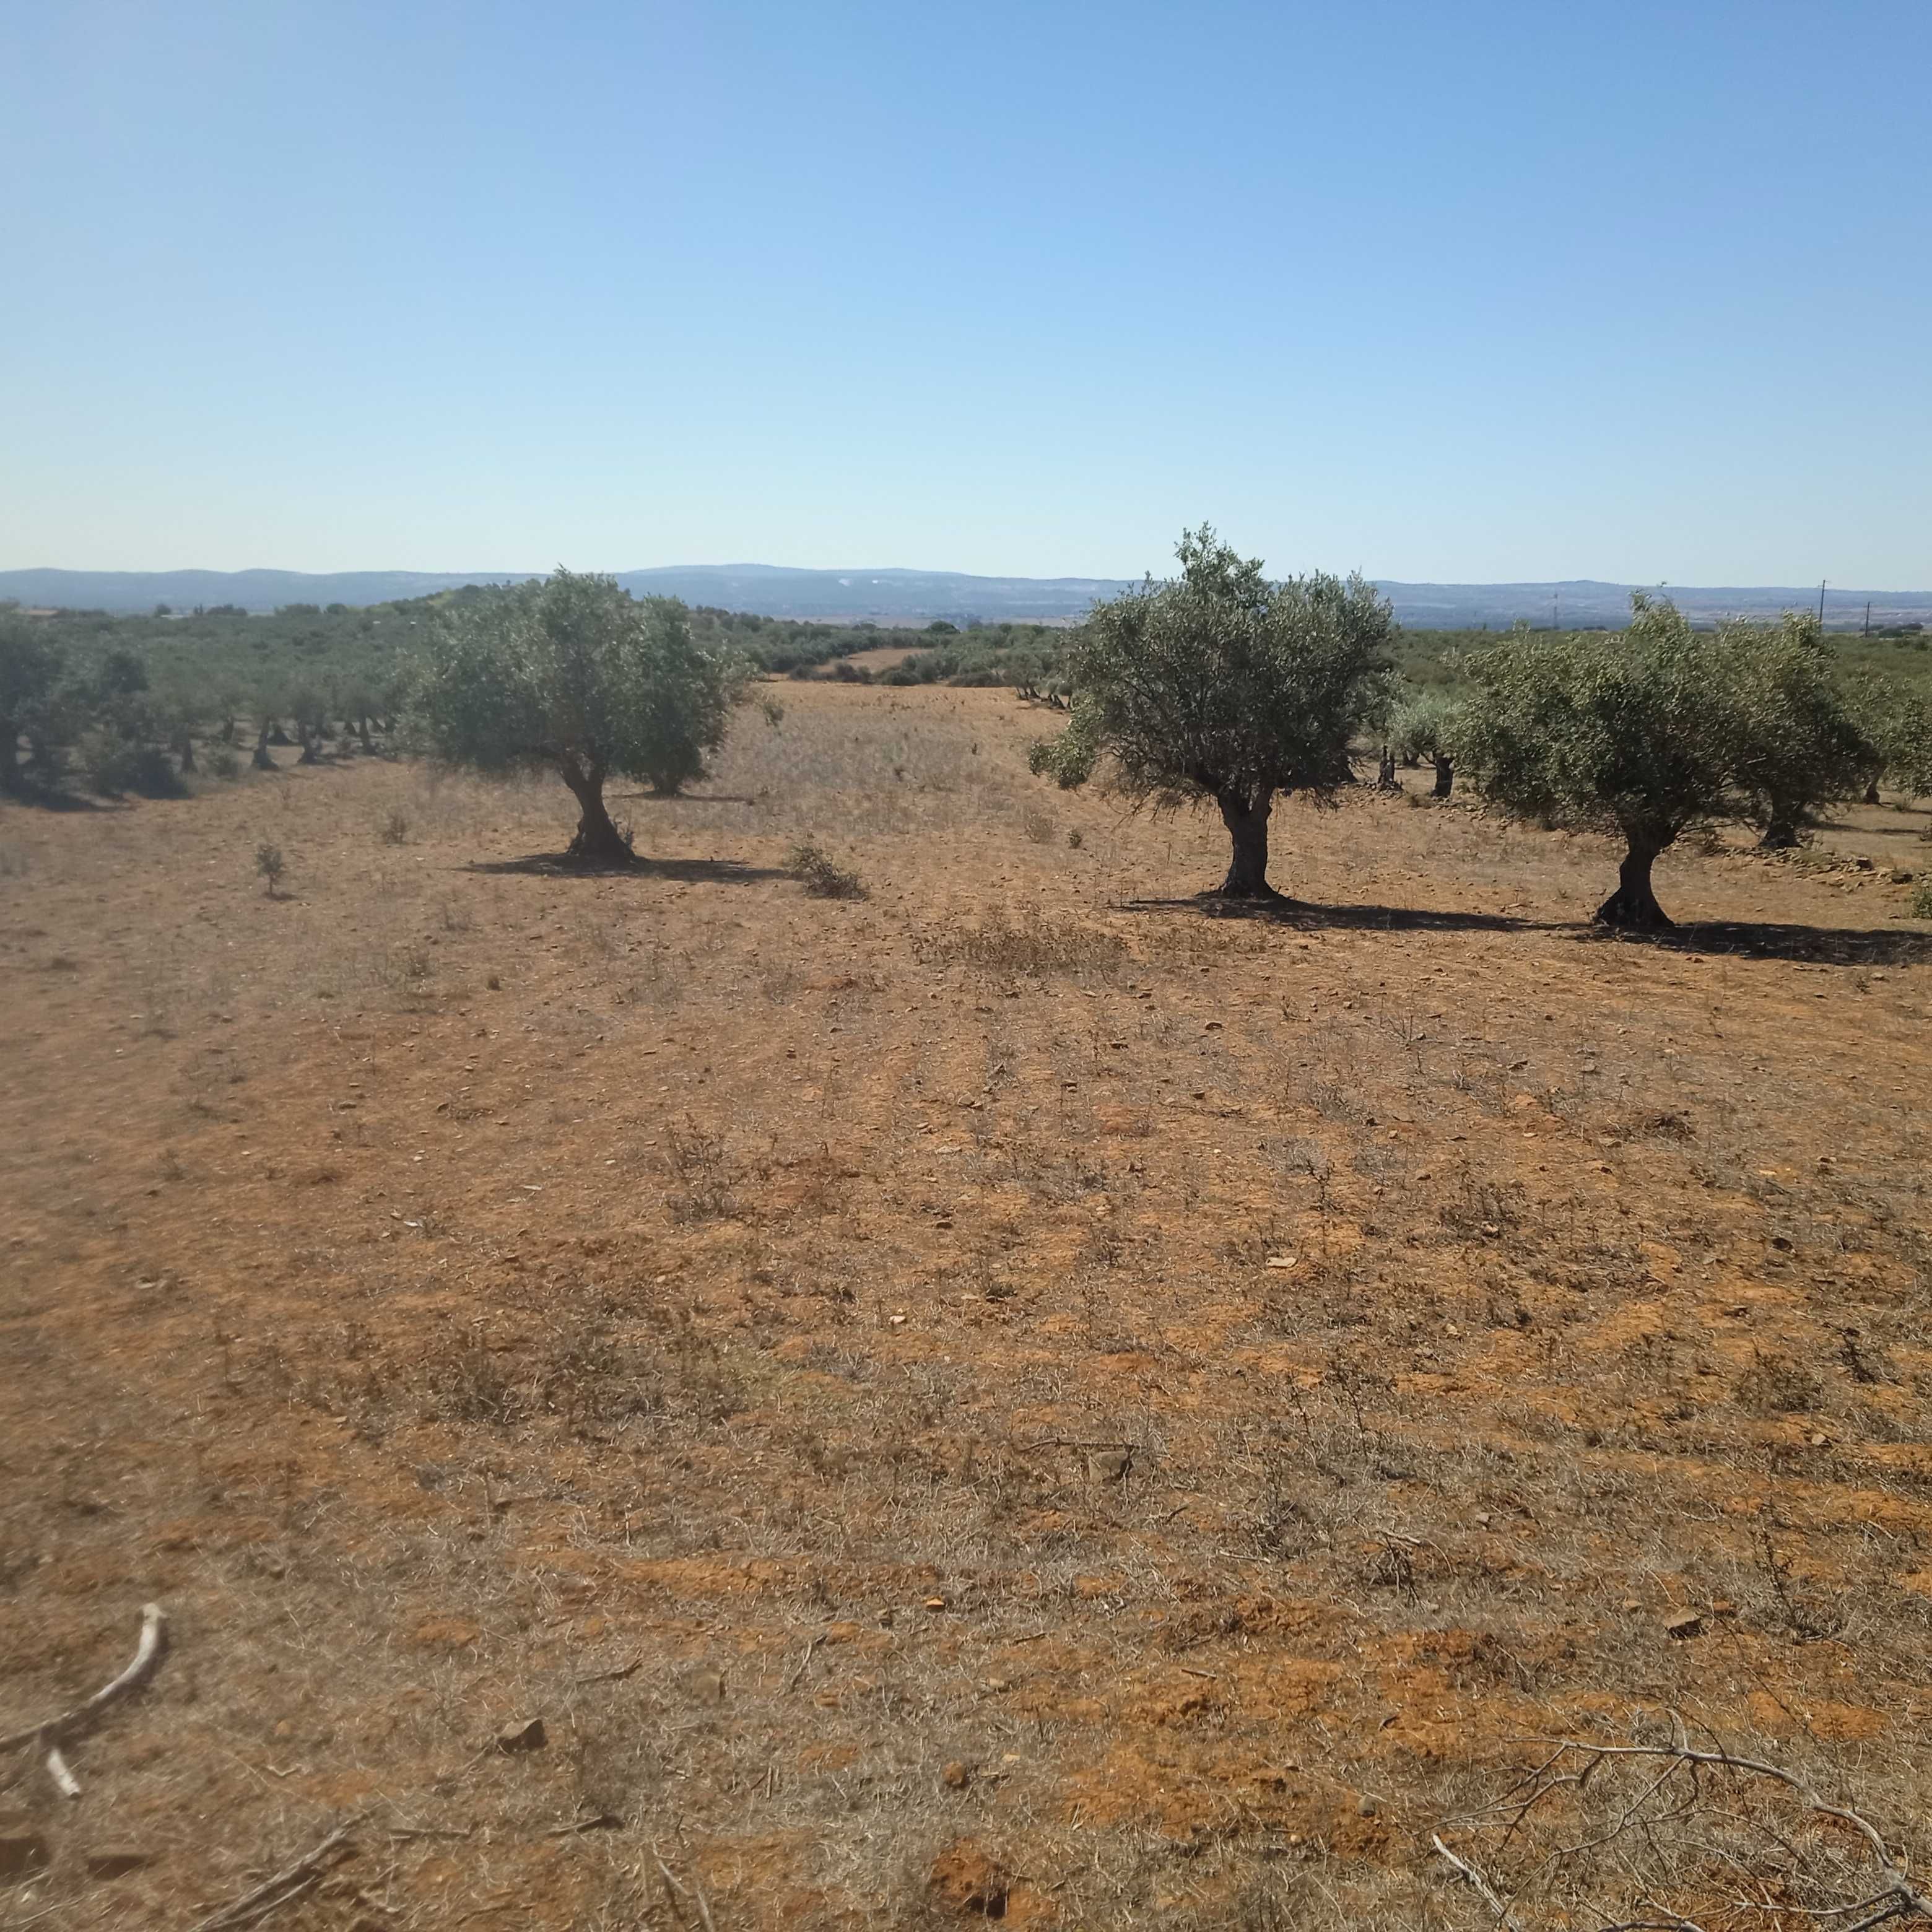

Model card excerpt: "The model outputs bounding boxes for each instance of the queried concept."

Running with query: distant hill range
[4,564,1928,630]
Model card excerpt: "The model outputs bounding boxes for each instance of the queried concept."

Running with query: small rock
[1356,1794,1380,1817]
[928,1838,1008,1917]
[942,1759,975,1790]
[1889,868,1913,884]
[1088,1448,1132,1483]
[1663,1612,1704,1642]
[495,1716,548,1753]
[1622,1598,1643,1612]
[684,1669,727,1705]
[0,1832,50,1883]
[85,1848,154,1878]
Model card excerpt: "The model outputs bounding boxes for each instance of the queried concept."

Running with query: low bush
[787,842,868,900]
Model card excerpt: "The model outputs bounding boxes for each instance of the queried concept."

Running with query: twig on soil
[573,1655,642,1685]
[1,1602,170,1753]
[1439,1739,1932,1929]
[653,1847,718,1932]
[188,1816,362,1932]
[44,1743,81,1799]
[1432,1832,1526,1929]
[786,1634,825,1690]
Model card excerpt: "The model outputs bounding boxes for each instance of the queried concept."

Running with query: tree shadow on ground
[464,852,788,886]
[1580,921,1932,966]
[1816,820,1932,839]
[1116,894,1931,965]
[612,790,762,807]
[0,783,121,814]
[1118,894,1556,935]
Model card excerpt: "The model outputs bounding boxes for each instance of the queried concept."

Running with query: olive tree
[1391,684,1459,797]
[1718,613,1879,848]
[1847,673,1932,805]
[1456,596,1735,930]
[412,569,742,861]
[0,612,65,792]
[1029,526,1395,899]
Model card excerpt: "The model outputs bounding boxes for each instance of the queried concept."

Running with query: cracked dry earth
[2,682,1931,1929]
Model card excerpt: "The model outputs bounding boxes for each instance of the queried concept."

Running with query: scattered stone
[1356,1794,1380,1817]
[1663,1611,1704,1642]
[684,1669,727,1705]
[85,1848,154,1878]
[1622,1598,1643,1612]
[1087,1448,1132,1483]
[942,1759,975,1791]
[495,1716,547,1753]
[0,1832,50,1884]
[928,1838,1008,1917]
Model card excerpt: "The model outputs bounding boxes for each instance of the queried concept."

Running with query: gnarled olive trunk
[1,713,22,793]
[1595,833,1673,931]
[561,755,632,863]
[251,720,276,770]
[1865,780,1881,806]
[1432,752,1453,799]
[1214,785,1278,899]
[1760,795,1802,850]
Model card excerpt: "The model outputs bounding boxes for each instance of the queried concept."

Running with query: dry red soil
[2,684,1930,1929]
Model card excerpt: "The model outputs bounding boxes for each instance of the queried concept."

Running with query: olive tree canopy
[413,569,742,861]
[1718,612,1880,848]
[1029,526,1396,899]
[1847,672,1932,803]
[1456,597,1741,929]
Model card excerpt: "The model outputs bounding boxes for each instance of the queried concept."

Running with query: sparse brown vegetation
[2,681,1930,1930]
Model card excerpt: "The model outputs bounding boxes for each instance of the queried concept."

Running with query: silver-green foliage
[1455,596,1737,926]
[1719,612,1879,846]
[1029,526,1395,895]
[1847,672,1932,801]
[1390,685,1454,764]
[412,570,742,856]
[1456,596,1900,926]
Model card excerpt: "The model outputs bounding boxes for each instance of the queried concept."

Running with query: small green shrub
[1910,877,1932,920]
[255,842,286,897]
[380,809,409,846]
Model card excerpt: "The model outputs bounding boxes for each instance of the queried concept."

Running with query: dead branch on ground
[187,1816,362,1932]
[0,1601,168,1799]
[1434,1730,1931,1930]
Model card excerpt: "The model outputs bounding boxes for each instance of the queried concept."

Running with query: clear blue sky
[4,0,1927,585]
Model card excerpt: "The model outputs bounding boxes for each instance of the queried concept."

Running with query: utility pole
[1552,589,1561,631]
[1863,600,1871,637]
[1817,578,1827,626]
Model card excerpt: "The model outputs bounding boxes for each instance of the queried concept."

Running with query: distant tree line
[6,553,1931,929]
